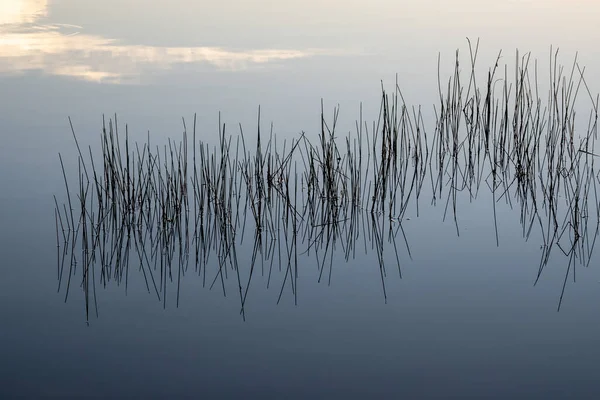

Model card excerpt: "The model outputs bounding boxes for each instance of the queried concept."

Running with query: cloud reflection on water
[0,0,320,83]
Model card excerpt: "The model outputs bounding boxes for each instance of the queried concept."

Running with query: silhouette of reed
[55,42,600,322]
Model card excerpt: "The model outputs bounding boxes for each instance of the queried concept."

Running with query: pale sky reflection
[0,0,318,83]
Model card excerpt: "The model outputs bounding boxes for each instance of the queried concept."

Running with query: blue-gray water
[2,1,600,398]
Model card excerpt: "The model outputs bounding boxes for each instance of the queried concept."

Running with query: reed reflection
[55,41,600,322]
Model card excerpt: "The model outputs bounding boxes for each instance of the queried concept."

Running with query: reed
[55,44,600,321]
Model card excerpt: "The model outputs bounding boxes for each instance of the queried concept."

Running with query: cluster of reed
[55,42,599,321]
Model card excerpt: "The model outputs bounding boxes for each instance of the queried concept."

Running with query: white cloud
[0,0,321,83]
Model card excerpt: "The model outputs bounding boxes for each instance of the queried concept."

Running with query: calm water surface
[2,1,600,398]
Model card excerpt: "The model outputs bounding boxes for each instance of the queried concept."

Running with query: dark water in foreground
[3,194,600,399]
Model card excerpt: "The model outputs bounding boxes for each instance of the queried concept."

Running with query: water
[3,1,600,398]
